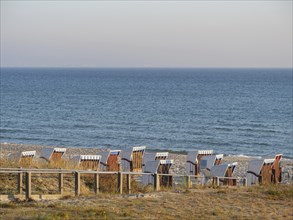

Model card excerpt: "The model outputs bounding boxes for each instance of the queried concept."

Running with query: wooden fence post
[17,167,23,194]
[117,172,123,194]
[185,175,191,189]
[75,171,80,196]
[216,177,220,186]
[58,168,63,195]
[213,177,220,186]
[126,174,131,194]
[25,172,31,199]
[154,173,160,191]
[94,173,99,194]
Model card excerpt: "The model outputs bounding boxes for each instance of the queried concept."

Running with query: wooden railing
[0,168,247,200]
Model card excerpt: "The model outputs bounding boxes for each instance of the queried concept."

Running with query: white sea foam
[227,154,293,160]
[227,154,262,159]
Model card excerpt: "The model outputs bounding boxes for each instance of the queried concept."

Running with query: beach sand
[1,142,292,184]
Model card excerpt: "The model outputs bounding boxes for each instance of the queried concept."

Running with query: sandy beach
[1,142,292,184]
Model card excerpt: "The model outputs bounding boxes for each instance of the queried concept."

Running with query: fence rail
[0,168,247,200]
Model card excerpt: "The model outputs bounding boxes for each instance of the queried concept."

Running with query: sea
[0,68,292,158]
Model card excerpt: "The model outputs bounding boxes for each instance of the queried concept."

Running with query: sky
[1,1,292,68]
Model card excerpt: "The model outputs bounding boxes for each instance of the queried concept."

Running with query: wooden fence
[0,168,247,200]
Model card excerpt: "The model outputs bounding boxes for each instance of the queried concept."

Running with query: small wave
[0,136,13,139]
[227,154,293,160]
[251,142,270,146]
[227,154,262,159]
[0,128,28,133]
[2,136,68,145]
[147,148,188,155]
[237,122,266,129]
[73,124,98,129]
[214,127,233,132]
[185,131,204,136]
[238,127,278,134]
[282,157,293,160]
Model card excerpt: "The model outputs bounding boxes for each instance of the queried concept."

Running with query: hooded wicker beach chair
[13,150,36,165]
[99,150,121,171]
[121,146,146,172]
[142,152,169,169]
[210,162,238,186]
[142,159,173,187]
[199,154,224,171]
[246,154,282,186]
[40,148,66,162]
[74,155,101,170]
[186,150,213,176]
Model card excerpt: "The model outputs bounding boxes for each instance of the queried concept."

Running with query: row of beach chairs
[186,150,282,186]
[186,150,237,186]
[13,147,173,187]
[13,147,283,186]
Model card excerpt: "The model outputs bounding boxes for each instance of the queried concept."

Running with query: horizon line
[1,66,292,69]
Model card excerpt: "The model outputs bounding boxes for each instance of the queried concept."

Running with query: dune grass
[0,185,292,219]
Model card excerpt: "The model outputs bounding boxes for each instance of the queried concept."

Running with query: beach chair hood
[74,155,101,164]
[21,151,36,157]
[200,154,224,171]
[142,152,169,166]
[143,159,174,173]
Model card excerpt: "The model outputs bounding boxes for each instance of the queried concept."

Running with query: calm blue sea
[0,68,292,158]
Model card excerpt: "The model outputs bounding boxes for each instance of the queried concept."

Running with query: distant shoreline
[1,142,292,159]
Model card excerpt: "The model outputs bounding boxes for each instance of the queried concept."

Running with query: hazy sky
[1,1,292,68]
